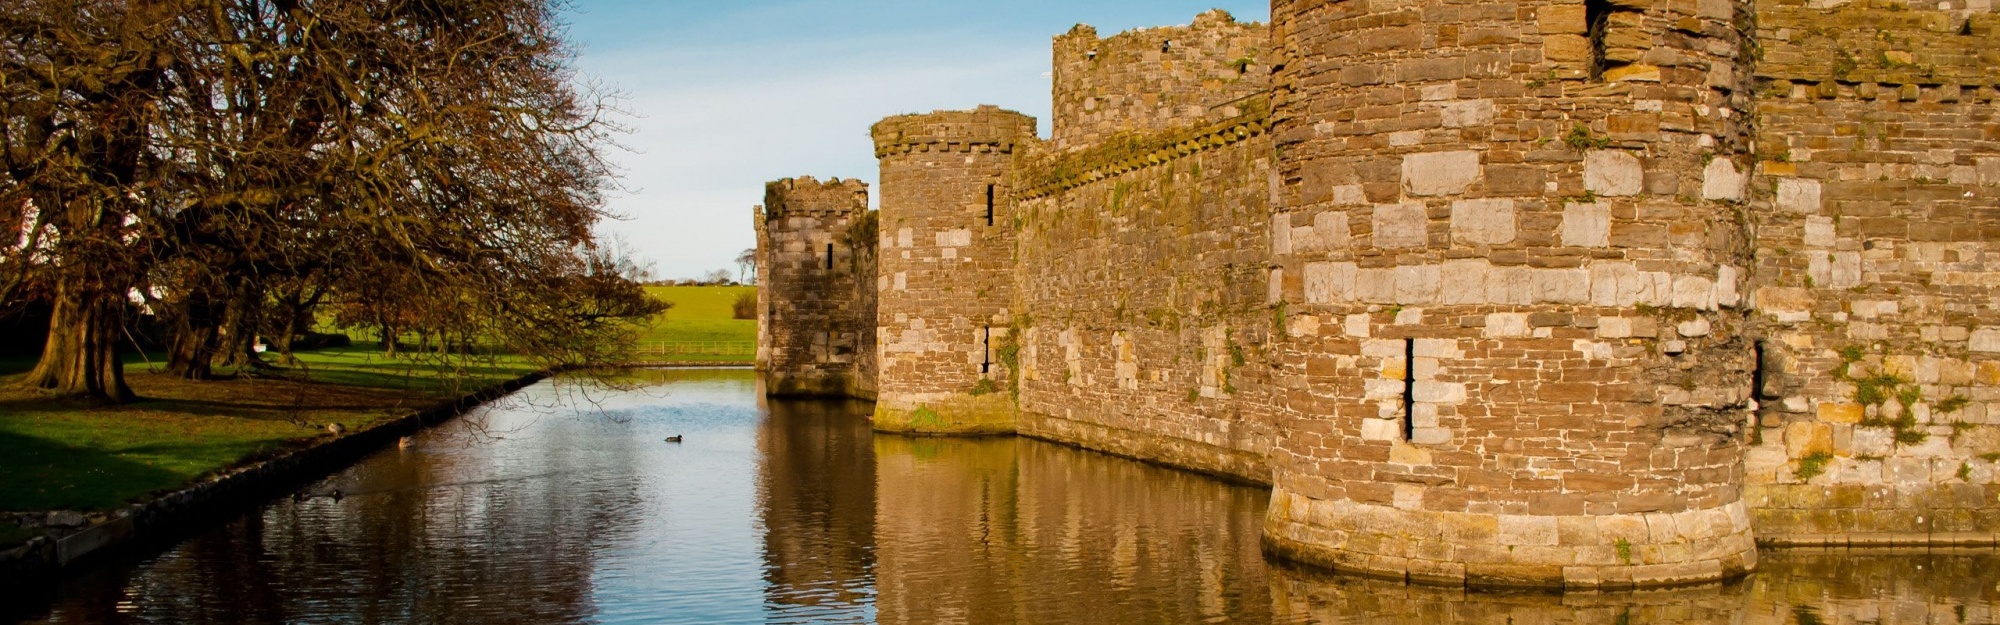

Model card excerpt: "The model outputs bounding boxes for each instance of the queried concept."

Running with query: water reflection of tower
[756,397,879,621]
[1269,565,1749,625]
[870,435,1273,625]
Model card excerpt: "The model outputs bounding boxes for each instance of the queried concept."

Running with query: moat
[7,369,1998,624]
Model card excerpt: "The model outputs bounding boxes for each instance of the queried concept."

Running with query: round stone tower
[1262,0,1760,588]
[870,106,1036,435]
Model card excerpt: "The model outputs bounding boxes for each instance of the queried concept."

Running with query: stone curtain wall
[870,107,1036,434]
[1744,0,2000,544]
[757,177,877,398]
[1261,0,1761,587]
[1050,9,1273,153]
[1011,109,1280,484]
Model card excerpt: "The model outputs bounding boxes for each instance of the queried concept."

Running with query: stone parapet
[870,106,1036,158]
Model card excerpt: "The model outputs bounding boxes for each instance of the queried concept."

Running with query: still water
[8,369,2000,624]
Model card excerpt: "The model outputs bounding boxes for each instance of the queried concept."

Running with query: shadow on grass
[0,429,188,514]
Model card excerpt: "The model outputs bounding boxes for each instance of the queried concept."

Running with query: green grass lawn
[637,285,757,362]
[0,346,538,522]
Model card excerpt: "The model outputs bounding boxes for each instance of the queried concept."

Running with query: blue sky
[563,1,1269,280]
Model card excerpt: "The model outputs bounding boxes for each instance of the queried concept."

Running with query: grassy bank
[637,285,757,362]
[0,346,537,517]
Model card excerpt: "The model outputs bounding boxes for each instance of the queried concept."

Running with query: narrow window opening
[1751,341,1767,402]
[981,327,993,374]
[1586,0,1612,82]
[985,184,996,226]
[825,244,834,270]
[1403,338,1416,441]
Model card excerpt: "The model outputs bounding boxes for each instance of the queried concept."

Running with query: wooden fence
[634,341,756,358]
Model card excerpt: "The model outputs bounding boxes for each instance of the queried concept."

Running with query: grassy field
[0,346,537,518]
[636,285,757,362]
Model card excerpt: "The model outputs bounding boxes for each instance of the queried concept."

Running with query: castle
[753,0,2000,589]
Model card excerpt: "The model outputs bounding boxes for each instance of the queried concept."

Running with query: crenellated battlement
[869,106,1037,158]
[762,176,868,221]
[1050,9,1270,152]
[1014,95,1270,200]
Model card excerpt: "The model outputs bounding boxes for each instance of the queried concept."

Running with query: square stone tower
[756,177,877,398]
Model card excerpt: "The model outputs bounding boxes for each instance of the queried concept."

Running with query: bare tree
[0,0,660,400]
[735,248,756,284]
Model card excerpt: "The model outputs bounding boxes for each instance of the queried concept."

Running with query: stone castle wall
[755,0,2000,589]
[1743,0,2000,544]
[755,177,877,398]
[1012,106,1280,484]
[1009,9,1283,484]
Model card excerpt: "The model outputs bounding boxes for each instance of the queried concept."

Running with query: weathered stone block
[1403,151,1481,196]
[1561,202,1610,248]
[1395,265,1442,304]
[1440,259,1488,305]
[1585,151,1645,197]
[1820,403,1865,424]
[1540,5,1589,34]
[1604,64,1661,82]
[1303,262,1356,304]
[1972,328,2000,353]
[1784,178,1832,214]
[1702,158,1747,201]
[1497,515,1560,546]
[1450,199,1517,246]
[1485,313,1532,338]
[1439,100,1495,128]
[1544,34,1591,62]
[1804,216,1836,248]
[1372,202,1430,248]
[1315,211,1352,249]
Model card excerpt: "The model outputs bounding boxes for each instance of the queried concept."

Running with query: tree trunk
[164,288,222,380]
[271,314,300,365]
[213,279,268,370]
[165,324,218,380]
[380,321,398,356]
[26,280,135,402]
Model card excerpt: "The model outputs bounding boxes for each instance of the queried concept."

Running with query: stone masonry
[755,177,876,398]
[754,0,2000,590]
